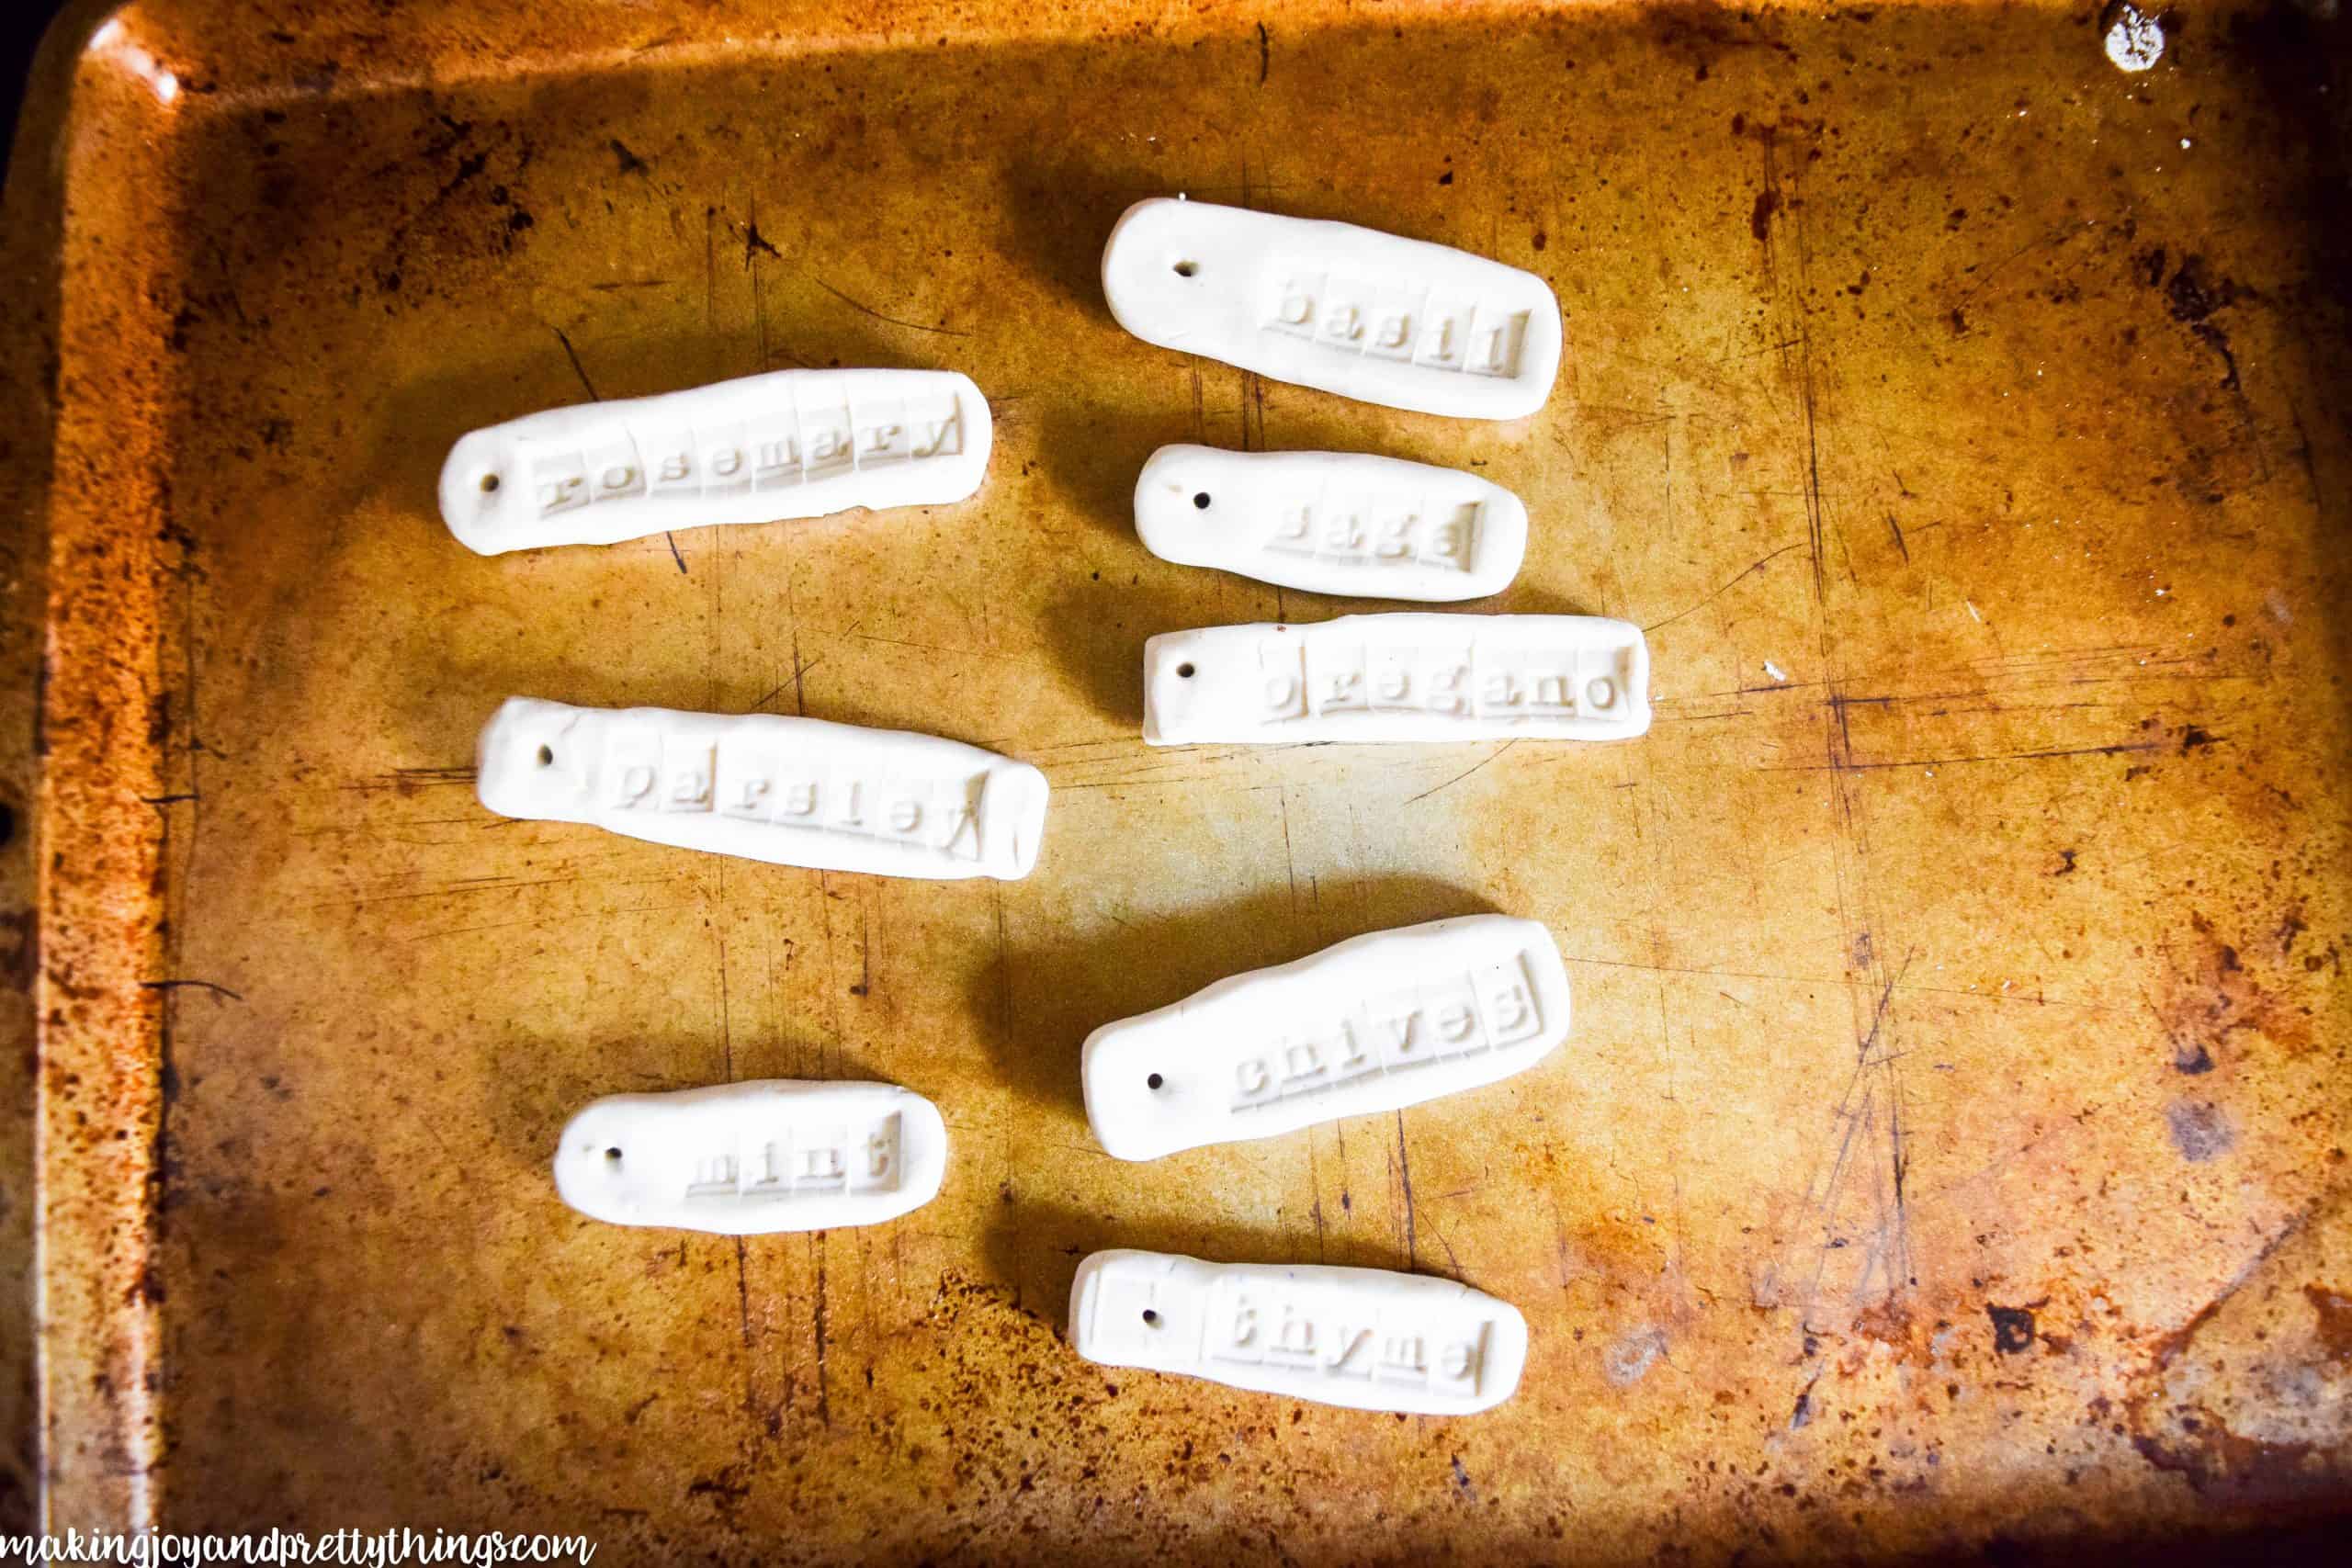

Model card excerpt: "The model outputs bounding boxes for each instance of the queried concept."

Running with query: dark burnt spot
[2053,849,2077,876]
[2132,251,2248,390]
[744,223,782,264]
[2179,725,2222,754]
[1532,231,1547,251]
[2162,256,2246,325]
[612,139,650,175]
[1438,171,1453,186]
[1750,187,1780,243]
[2166,1100,2233,1162]
[2276,912,2307,954]
[128,1265,166,1306]
[2130,1415,2335,1506]
[2191,322,2241,391]
[1948,306,1968,335]
[1987,1303,2037,1354]
[2304,1285,2352,1364]
[2155,916,2315,1067]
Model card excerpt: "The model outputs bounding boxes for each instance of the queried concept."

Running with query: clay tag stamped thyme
[476,696,1049,880]
[1082,914,1571,1161]
[1070,1249,1529,1414]
[1134,445,1527,602]
[439,367,992,555]
[1143,613,1650,744]
[1102,198,1562,420]
[555,1079,948,1235]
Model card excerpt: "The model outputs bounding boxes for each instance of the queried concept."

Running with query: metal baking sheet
[7,0,2348,1558]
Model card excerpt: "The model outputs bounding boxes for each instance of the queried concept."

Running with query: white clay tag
[555,1079,947,1235]
[1082,915,1570,1161]
[1134,445,1526,602]
[476,696,1049,880]
[1070,1249,1529,1414]
[1143,613,1650,745]
[1101,198,1562,420]
[438,367,993,555]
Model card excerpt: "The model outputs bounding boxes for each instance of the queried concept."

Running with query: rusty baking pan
[5,0,2348,1559]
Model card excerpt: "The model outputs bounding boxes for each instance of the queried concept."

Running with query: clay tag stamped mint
[555,1079,948,1235]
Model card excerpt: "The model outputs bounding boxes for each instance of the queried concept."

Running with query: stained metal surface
[8,0,2351,1558]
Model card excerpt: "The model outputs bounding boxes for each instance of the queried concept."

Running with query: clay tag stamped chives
[1134,445,1527,602]
[476,696,1049,880]
[439,367,992,555]
[555,1080,948,1235]
[1082,915,1571,1161]
[1101,198,1562,420]
[1070,1249,1529,1415]
[1143,613,1650,745]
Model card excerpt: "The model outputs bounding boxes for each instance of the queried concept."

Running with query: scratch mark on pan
[704,206,718,343]
[1404,740,1518,806]
[552,326,601,400]
[1642,543,1805,633]
[1763,739,2164,773]
[1308,1134,1328,1262]
[809,276,970,337]
[811,1232,832,1427]
[1278,784,1299,913]
[139,977,243,1003]
[733,1232,754,1406]
[748,193,772,372]
[717,933,734,1079]
[2151,1201,2318,1367]
[1395,1111,1419,1269]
